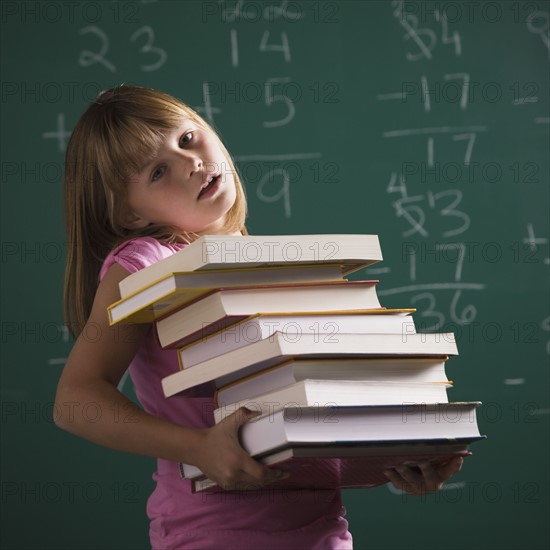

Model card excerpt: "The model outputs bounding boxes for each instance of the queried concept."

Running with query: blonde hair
[64,85,248,337]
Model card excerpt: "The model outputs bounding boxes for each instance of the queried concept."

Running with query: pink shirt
[101,237,353,550]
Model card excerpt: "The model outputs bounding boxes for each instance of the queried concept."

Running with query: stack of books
[108,234,485,492]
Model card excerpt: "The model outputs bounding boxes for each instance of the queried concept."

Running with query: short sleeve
[99,237,187,281]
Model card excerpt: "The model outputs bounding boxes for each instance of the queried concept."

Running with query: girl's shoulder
[100,236,186,280]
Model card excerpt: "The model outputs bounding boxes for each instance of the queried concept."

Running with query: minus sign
[504,378,525,385]
[376,93,406,100]
[512,97,538,105]
[48,358,67,366]
[366,267,391,274]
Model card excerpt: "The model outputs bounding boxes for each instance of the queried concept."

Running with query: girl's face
[124,121,238,235]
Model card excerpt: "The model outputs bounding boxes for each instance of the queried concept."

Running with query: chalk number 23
[78,25,167,73]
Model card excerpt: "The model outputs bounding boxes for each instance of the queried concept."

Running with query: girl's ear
[120,210,150,230]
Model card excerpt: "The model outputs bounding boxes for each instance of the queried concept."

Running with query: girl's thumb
[232,406,262,426]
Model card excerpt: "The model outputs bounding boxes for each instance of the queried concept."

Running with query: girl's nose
[189,157,202,179]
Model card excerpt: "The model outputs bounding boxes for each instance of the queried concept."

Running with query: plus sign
[194,82,222,127]
[523,223,548,251]
[42,113,72,152]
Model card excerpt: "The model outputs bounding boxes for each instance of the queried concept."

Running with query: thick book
[214,357,451,408]
[184,440,480,493]
[107,264,347,325]
[176,309,416,363]
[118,234,382,298]
[155,280,382,350]
[162,332,458,397]
[213,379,452,423]
[214,403,483,456]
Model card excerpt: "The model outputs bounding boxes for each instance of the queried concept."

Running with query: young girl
[55,85,463,550]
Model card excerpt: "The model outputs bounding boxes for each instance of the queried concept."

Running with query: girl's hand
[384,456,464,496]
[192,407,286,491]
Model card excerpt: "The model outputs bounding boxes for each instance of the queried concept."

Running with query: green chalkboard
[1,1,549,549]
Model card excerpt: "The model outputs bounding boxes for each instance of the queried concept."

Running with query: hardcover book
[118,234,382,298]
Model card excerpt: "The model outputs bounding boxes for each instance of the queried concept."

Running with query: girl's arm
[55,263,284,490]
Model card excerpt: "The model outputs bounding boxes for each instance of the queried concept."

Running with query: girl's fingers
[383,466,418,493]
[438,456,464,478]
[223,464,287,491]
[417,461,443,489]
[395,464,426,493]
[240,454,284,485]
[385,456,464,494]
[383,468,405,489]
[213,410,289,490]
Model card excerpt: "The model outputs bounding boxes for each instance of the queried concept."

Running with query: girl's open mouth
[198,174,221,199]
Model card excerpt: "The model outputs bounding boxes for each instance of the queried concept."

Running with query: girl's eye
[151,165,166,182]
[179,131,194,147]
